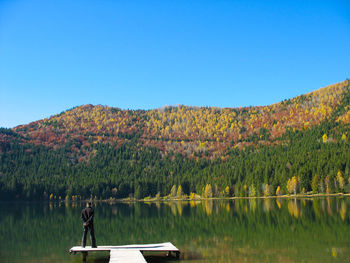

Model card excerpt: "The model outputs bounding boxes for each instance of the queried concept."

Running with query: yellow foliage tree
[170,185,177,197]
[248,185,256,197]
[337,171,345,191]
[341,133,347,141]
[276,186,282,196]
[322,133,328,143]
[204,184,213,198]
[224,186,230,197]
[189,192,196,199]
[324,175,334,194]
[287,176,299,195]
[287,179,293,194]
[177,185,183,198]
[263,184,271,196]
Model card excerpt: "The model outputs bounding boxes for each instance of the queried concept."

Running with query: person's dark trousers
[82,224,96,247]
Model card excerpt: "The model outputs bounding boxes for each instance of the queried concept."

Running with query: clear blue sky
[0,0,349,128]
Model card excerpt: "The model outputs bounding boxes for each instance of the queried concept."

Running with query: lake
[1,197,350,263]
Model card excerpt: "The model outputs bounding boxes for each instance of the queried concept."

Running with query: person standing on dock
[81,201,97,248]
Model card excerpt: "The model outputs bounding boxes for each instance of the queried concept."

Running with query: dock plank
[109,249,146,263]
[70,242,179,253]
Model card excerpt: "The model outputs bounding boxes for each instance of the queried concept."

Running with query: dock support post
[82,252,88,261]
[167,251,180,259]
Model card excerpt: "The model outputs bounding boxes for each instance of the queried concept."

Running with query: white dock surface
[69,242,179,263]
[70,242,178,252]
[109,250,147,263]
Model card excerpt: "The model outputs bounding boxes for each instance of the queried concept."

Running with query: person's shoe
[92,245,97,248]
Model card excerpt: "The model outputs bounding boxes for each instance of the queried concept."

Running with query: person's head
[86,202,92,207]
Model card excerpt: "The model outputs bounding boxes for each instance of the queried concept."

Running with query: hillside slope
[10,80,350,160]
[0,80,349,200]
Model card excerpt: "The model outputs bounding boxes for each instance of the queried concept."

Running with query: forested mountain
[0,80,349,200]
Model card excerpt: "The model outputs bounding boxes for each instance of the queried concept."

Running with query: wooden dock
[69,242,180,262]
[110,250,146,263]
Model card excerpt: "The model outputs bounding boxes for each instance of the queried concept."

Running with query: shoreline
[99,192,350,203]
[2,193,350,203]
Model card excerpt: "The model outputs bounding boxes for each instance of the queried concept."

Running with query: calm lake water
[1,198,350,263]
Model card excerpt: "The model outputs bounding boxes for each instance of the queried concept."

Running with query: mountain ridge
[1,79,350,200]
[6,79,350,160]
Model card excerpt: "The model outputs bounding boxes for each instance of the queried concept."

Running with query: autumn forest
[0,80,350,200]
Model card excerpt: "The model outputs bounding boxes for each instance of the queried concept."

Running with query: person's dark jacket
[81,206,94,226]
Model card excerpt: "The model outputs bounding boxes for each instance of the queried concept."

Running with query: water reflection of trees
[162,198,350,220]
[263,198,273,212]
[36,197,350,221]
[2,198,350,262]
[203,200,213,215]
[340,200,347,220]
[288,199,301,218]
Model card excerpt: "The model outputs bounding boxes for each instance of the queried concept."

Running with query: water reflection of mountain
[1,198,350,262]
